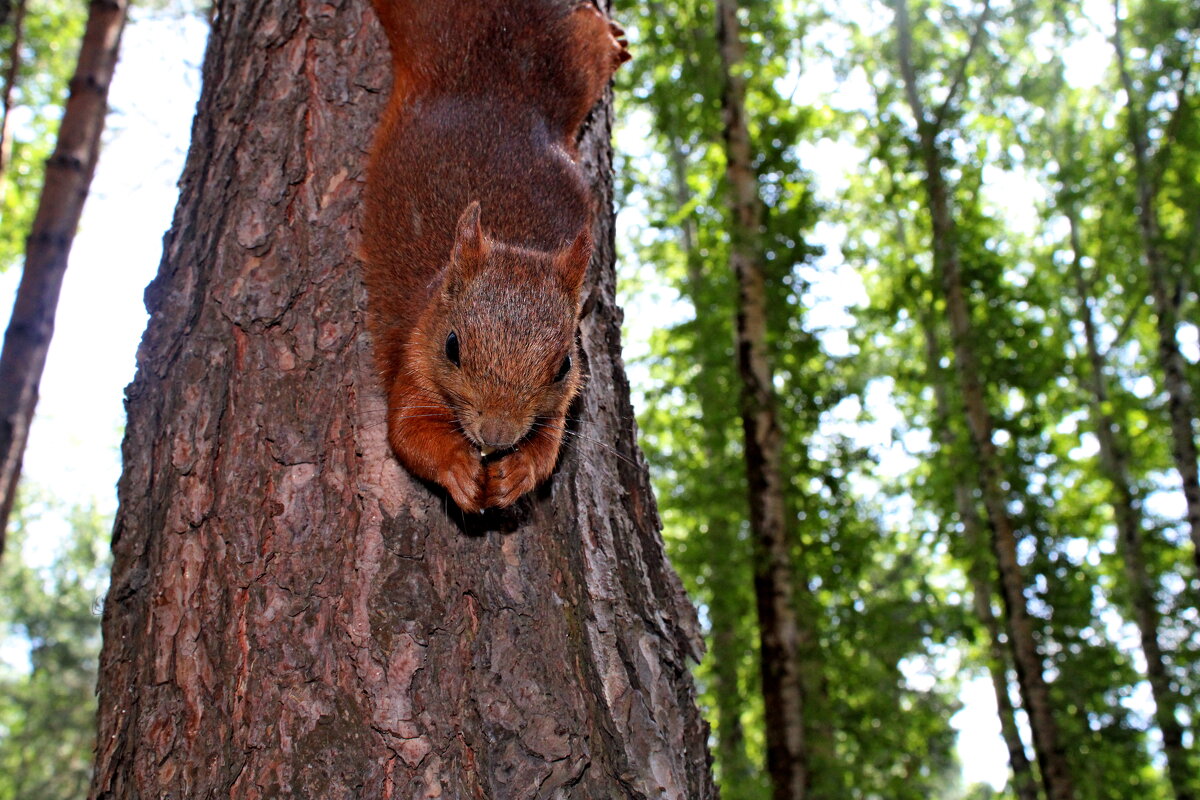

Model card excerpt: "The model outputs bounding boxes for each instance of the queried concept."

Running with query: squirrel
[361,0,630,513]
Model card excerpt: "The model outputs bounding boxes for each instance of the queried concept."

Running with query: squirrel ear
[448,201,489,292]
[554,226,592,291]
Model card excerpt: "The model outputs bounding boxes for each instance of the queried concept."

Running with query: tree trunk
[1064,206,1195,800]
[670,133,757,794]
[716,1,810,798]
[88,1,716,797]
[890,2,1076,799]
[1112,1,1200,579]
[920,303,1040,800]
[0,0,127,553]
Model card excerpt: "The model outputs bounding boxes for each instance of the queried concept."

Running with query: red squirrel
[361,1,630,513]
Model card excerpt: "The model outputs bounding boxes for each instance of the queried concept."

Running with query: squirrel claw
[484,453,540,509]
[609,21,632,63]
[441,450,487,513]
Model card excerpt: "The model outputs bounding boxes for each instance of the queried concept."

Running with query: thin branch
[892,0,928,127]
[933,0,992,130]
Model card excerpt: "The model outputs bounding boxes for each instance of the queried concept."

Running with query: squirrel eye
[445,331,460,366]
[554,353,572,382]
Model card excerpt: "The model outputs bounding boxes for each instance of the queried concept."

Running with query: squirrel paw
[570,4,632,76]
[483,450,545,509]
[609,20,632,65]
[440,448,487,513]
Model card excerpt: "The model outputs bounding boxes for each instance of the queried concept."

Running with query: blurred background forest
[0,0,1197,798]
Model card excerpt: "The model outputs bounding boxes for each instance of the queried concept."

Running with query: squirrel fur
[361,0,630,512]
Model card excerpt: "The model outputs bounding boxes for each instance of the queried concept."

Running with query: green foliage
[0,489,110,800]
[619,0,1199,797]
[618,0,962,796]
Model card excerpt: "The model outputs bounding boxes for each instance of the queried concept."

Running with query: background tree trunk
[88,0,716,797]
[1064,205,1195,800]
[0,0,27,181]
[890,2,1076,799]
[0,0,127,553]
[921,301,1040,800]
[716,1,810,798]
[1112,2,1200,577]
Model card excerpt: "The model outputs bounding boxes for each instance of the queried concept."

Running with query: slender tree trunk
[670,133,756,793]
[716,1,809,797]
[890,3,1076,799]
[1113,0,1200,576]
[0,0,127,554]
[88,1,716,796]
[920,308,1040,800]
[0,0,27,181]
[1064,206,1196,800]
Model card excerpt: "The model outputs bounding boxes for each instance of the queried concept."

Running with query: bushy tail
[370,0,629,141]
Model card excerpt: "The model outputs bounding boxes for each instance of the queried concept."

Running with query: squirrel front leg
[387,380,487,512]
[482,420,567,509]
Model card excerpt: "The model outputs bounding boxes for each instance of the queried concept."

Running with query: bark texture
[0,0,127,551]
[88,1,715,797]
[716,1,809,798]
[891,2,1076,799]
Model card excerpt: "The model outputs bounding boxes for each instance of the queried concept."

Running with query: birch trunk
[716,0,810,797]
[1112,2,1200,580]
[891,2,1076,798]
[921,309,1040,800]
[88,1,716,796]
[1065,206,1195,800]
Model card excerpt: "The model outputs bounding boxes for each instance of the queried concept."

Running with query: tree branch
[933,0,992,130]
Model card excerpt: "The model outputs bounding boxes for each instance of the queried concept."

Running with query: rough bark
[0,0,27,180]
[716,1,809,798]
[0,0,127,552]
[920,302,1040,800]
[88,1,716,797]
[1064,207,1195,800]
[890,2,1076,799]
[1112,1,1200,580]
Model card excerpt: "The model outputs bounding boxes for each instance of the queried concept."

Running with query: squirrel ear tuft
[448,201,489,292]
[554,226,592,291]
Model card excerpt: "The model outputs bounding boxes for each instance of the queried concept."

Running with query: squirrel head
[412,201,591,455]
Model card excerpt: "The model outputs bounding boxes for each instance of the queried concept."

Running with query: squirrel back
[361,0,628,512]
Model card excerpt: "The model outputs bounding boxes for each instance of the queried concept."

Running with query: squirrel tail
[370,0,629,142]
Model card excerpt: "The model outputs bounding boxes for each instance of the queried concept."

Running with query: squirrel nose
[477,416,527,449]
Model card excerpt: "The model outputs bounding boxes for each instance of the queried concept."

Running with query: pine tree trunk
[0,0,127,553]
[891,3,1076,799]
[88,1,716,797]
[1064,207,1196,800]
[716,1,810,797]
[1112,5,1200,580]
